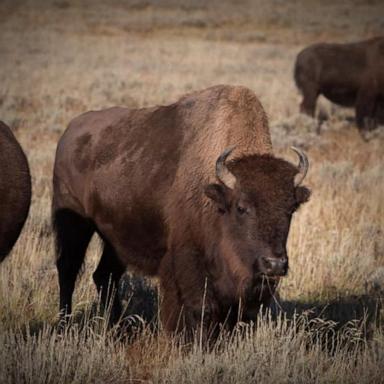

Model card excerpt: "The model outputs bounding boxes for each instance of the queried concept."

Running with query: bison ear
[295,186,311,205]
[204,183,229,213]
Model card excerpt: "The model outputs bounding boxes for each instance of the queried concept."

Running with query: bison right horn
[291,146,309,186]
[216,147,237,189]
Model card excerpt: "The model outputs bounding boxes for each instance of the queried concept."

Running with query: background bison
[0,121,31,262]
[294,36,384,131]
[53,85,310,334]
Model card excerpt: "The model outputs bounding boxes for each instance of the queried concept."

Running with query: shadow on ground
[281,294,382,330]
[119,274,383,341]
[23,274,383,346]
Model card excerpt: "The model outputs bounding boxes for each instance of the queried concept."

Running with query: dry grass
[1,0,384,382]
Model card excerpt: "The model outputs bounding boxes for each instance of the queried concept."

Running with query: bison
[53,85,310,335]
[294,36,384,131]
[0,121,31,262]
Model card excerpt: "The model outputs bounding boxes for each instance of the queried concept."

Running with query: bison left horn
[291,146,309,186]
[216,146,237,189]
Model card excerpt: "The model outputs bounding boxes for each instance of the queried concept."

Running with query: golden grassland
[0,0,384,382]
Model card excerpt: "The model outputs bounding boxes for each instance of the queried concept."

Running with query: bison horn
[291,146,309,186]
[216,147,237,189]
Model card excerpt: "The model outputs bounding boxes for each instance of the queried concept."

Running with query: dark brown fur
[0,121,31,262]
[52,85,310,334]
[294,36,384,131]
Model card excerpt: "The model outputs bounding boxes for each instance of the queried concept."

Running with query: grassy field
[1,0,384,382]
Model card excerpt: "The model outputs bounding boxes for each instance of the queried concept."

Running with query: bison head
[204,147,310,288]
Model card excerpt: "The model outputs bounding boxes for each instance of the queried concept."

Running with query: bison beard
[52,85,310,337]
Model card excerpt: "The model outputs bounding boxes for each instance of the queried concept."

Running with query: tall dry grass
[0,1,384,382]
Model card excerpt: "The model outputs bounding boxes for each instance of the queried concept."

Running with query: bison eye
[236,205,247,215]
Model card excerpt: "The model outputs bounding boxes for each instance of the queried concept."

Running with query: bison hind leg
[54,208,95,321]
[93,241,125,326]
[299,85,318,117]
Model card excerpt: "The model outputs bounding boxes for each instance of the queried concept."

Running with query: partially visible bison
[294,36,384,131]
[53,85,310,335]
[0,121,31,262]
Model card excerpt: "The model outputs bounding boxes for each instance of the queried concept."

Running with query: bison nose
[262,256,288,276]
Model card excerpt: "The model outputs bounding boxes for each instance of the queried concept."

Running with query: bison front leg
[374,99,384,125]
[159,249,216,338]
[355,86,377,132]
[161,286,218,343]
[158,251,186,333]
[93,241,126,326]
[160,285,185,334]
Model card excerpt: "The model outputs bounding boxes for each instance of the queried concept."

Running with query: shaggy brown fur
[0,121,31,262]
[294,36,384,131]
[52,85,310,334]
